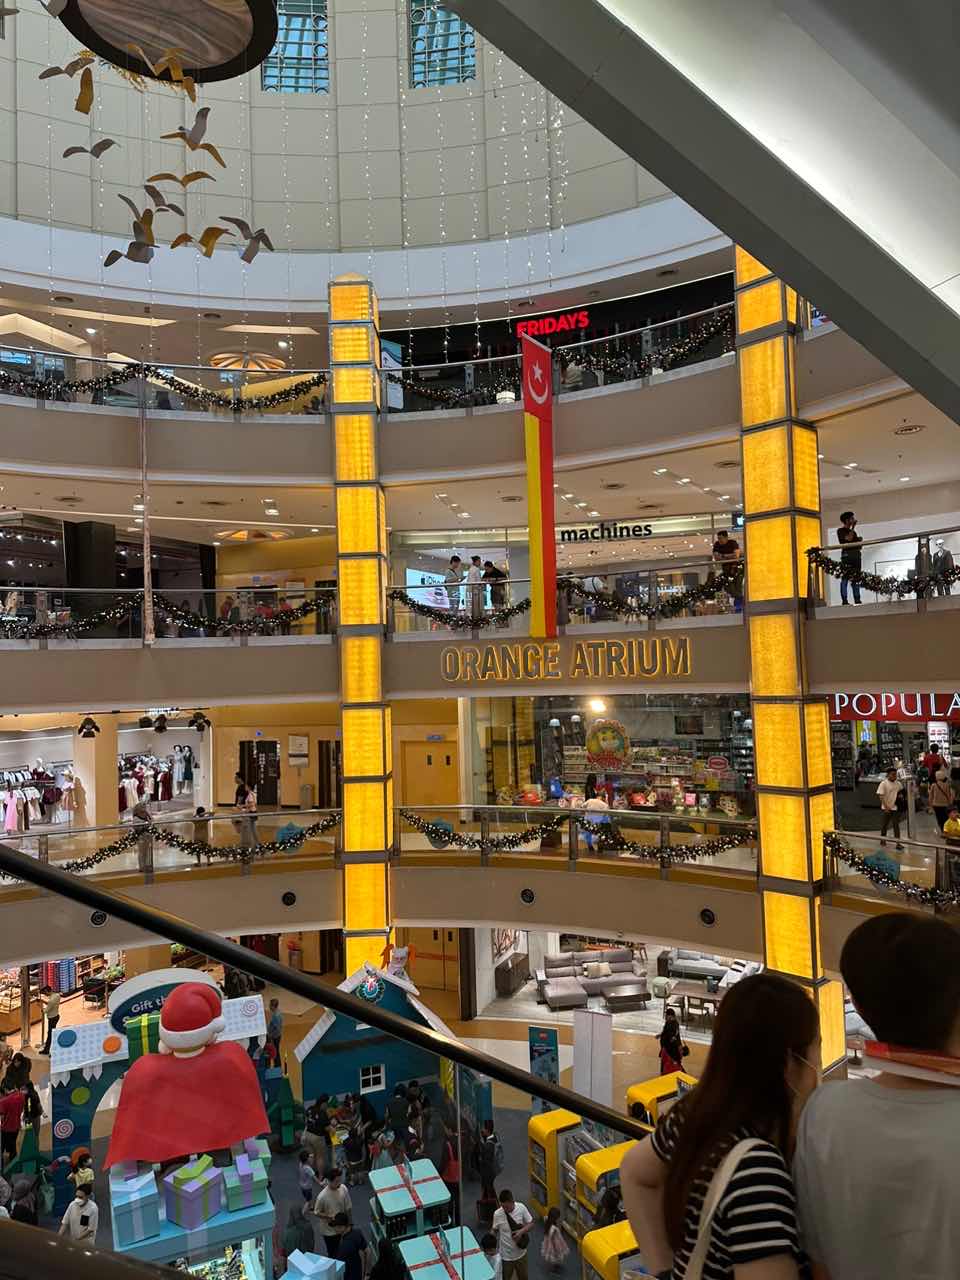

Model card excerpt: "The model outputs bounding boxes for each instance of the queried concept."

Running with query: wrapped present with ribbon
[110,1167,161,1247]
[284,1251,345,1279]
[369,1158,450,1242]
[163,1156,223,1231]
[124,1011,161,1062]
[108,1160,143,1186]
[223,1152,269,1212]
[398,1228,492,1280]
[230,1135,272,1173]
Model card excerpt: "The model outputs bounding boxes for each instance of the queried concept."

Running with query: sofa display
[536,948,648,1011]
[656,949,762,988]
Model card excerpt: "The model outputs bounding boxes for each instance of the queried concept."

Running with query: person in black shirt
[332,1212,367,1280]
[837,510,862,605]
[483,561,509,611]
[711,530,742,610]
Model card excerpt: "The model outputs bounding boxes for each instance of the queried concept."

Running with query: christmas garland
[0,363,326,412]
[578,818,756,864]
[388,589,531,630]
[0,594,138,640]
[807,547,960,600]
[0,813,342,881]
[388,306,734,409]
[399,809,566,850]
[561,571,742,620]
[824,831,960,908]
[153,591,333,636]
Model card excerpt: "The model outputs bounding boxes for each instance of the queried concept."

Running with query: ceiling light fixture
[844,462,858,469]
[458,512,470,518]
[588,510,599,517]
[277,340,289,350]
[264,507,280,516]
[311,527,320,533]
[85,327,97,336]
[677,478,691,485]
[899,475,911,482]
[575,501,588,508]
[562,492,574,499]
[653,468,668,475]
[588,698,606,714]
[132,503,145,512]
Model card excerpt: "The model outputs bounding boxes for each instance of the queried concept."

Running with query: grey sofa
[536,948,648,1010]
[657,948,729,982]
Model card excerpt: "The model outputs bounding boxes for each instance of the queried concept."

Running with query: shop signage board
[559,520,654,543]
[440,635,691,684]
[516,308,590,337]
[528,1026,560,1114]
[288,734,309,766]
[831,692,960,721]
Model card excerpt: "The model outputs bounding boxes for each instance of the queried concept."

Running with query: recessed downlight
[899,475,911,482]
[653,468,668,475]
[264,507,280,516]
[894,423,925,436]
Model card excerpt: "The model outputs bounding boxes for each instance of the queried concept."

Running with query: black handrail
[0,1219,170,1277]
[0,842,649,1141]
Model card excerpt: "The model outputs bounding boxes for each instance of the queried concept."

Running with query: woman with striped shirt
[620,974,819,1280]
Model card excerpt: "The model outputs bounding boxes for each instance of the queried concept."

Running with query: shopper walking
[40,986,60,1055]
[444,556,463,613]
[440,1124,462,1225]
[794,914,960,1280]
[877,767,903,843]
[540,1207,570,1273]
[303,1095,333,1172]
[267,997,284,1061]
[476,1118,502,1201]
[0,1081,24,1170]
[656,1008,687,1076]
[620,973,818,1280]
[492,1190,534,1280]
[233,775,258,851]
[22,1081,43,1145]
[299,1150,323,1204]
[467,555,484,622]
[283,1202,316,1256]
[130,799,153,872]
[331,1212,367,1280]
[929,768,955,831]
[837,510,863,604]
[59,1184,98,1244]
[314,1167,352,1257]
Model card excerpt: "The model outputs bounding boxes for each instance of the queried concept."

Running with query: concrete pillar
[72,713,119,828]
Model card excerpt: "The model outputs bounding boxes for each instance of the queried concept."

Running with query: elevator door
[398,927,460,995]
[400,742,459,808]
[239,740,280,807]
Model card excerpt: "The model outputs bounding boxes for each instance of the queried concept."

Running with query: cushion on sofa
[604,949,633,965]
[543,954,566,968]
[676,949,702,960]
[545,965,577,978]
[609,961,634,973]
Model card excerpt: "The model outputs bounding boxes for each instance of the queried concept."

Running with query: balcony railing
[808,524,960,613]
[396,804,758,873]
[0,837,647,1278]
[824,827,960,913]
[0,807,341,890]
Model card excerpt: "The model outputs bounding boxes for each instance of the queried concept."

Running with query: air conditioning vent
[601,481,626,490]
[714,460,740,470]
[55,495,84,504]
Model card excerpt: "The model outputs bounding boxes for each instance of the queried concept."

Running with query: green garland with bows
[823,831,960,908]
[388,589,531,630]
[807,547,960,600]
[0,813,342,881]
[578,817,756,863]
[0,363,326,413]
[561,571,742,620]
[153,591,333,636]
[399,809,565,850]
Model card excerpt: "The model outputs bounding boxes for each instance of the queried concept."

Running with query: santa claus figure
[105,982,269,1167]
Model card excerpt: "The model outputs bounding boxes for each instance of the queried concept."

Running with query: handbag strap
[682,1138,764,1280]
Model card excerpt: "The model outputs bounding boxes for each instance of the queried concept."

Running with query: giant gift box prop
[285,1251,345,1279]
[109,1162,161,1247]
[223,1151,269,1211]
[163,1154,224,1230]
[231,1135,272,1173]
[398,1228,493,1280]
[124,1012,161,1063]
[369,1158,450,1241]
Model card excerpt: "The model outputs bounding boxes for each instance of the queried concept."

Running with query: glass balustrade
[824,827,960,910]
[808,526,960,612]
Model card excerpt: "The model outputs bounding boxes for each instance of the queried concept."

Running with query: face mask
[789,1049,822,1094]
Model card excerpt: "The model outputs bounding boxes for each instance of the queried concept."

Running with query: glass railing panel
[0,588,144,641]
[389,579,531,636]
[384,354,522,413]
[0,808,340,888]
[561,560,744,627]
[808,527,960,610]
[824,828,954,907]
[665,813,758,873]
[151,587,337,639]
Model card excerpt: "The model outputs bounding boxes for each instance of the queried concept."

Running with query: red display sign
[831,692,960,722]
[516,308,590,337]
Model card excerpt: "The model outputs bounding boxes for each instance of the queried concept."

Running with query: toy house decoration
[294,964,456,1105]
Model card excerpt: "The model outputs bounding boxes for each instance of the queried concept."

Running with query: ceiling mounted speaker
[55,0,279,85]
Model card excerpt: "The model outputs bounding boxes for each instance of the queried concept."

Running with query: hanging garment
[119,782,127,813]
[122,777,140,810]
[4,793,18,832]
[173,752,185,785]
[159,769,173,802]
[183,749,194,783]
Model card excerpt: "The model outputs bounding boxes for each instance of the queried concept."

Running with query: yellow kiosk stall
[582,1221,647,1280]
[528,1109,582,1219]
[573,1141,637,1239]
[625,1072,697,1124]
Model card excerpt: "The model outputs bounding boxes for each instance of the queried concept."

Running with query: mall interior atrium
[0,2,958,1277]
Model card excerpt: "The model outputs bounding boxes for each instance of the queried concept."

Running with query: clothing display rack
[0,758,76,831]
[118,744,196,812]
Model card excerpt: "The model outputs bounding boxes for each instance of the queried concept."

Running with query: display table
[603,984,650,1012]
[112,1192,274,1276]
[398,1227,493,1280]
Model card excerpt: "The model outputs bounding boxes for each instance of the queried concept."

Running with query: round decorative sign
[70,1086,91,1106]
[56,1028,78,1049]
[54,1118,75,1141]
[241,999,258,1018]
[356,973,386,1004]
[585,718,630,771]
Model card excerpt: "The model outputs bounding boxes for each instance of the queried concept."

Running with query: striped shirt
[651,1108,809,1279]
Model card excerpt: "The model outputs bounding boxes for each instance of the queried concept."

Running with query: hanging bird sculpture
[161,107,226,168]
[221,217,275,264]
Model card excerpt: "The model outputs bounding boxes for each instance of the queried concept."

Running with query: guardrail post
[647,570,658,631]
[37,835,49,864]
[658,815,671,879]
[567,816,579,869]
[917,535,931,614]
[19,967,31,1049]
[139,831,154,884]
[480,812,490,868]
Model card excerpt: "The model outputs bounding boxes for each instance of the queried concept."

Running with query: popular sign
[516,308,590,338]
[831,691,960,722]
[440,636,691,684]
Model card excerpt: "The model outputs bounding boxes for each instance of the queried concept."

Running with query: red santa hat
[158,982,226,1053]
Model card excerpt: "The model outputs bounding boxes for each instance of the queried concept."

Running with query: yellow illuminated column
[735,248,846,1074]
[329,274,391,974]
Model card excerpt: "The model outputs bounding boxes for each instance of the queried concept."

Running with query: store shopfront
[829,690,960,830]
[462,692,755,820]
